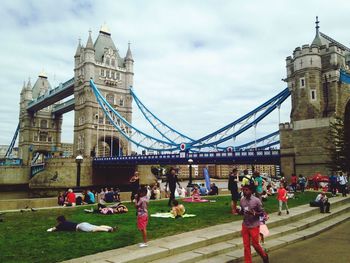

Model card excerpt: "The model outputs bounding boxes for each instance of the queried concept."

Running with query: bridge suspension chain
[5,123,20,158]
[187,88,290,151]
[130,88,195,144]
[90,80,179,152]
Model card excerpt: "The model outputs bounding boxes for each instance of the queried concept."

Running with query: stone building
[280,18,350,178]
[18,72,63,165]
[17,25,133,166]
[73,25,133,157]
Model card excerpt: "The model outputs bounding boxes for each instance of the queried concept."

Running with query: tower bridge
[1,19,350,191]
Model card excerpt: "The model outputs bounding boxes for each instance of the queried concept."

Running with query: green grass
[0,192,317,263]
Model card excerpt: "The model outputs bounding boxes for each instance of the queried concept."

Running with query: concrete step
[151,201,350,263]
[197,211,350,263]
[62,196,349,263]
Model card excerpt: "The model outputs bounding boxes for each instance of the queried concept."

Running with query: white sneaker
[139,243,148,248]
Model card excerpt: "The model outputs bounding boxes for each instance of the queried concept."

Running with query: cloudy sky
[1,0,350,151]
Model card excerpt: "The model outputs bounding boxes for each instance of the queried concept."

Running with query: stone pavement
[62,196,349,263]
[252,218,350,263]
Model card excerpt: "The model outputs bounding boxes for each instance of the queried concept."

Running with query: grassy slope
[0,192,316,263]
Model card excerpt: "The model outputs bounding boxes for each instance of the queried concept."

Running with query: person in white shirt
[337,172,348,197]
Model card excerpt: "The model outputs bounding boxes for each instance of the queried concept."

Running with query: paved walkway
[252,218,350,263]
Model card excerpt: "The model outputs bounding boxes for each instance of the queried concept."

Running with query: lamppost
[75,155,83,187]
[187,159,194,188]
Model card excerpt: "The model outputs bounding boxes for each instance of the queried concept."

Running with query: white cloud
[0,0,350,152]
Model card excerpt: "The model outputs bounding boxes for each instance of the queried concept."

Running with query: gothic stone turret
[73,25,134,157]
[280,19,350,177]
[18,73,63,165]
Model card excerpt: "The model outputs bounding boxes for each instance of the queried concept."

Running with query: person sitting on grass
[83,189,95,204]
[199,183,208,196]
[171,200,186,218]
[47,215,116,232]
[191,185,201,201]
[208,183,219,195]
[63,189,76,207]
[309,192,331,213]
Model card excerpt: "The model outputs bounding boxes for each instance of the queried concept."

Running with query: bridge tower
[280,17,350,177]
[18,73,63,165]
[73,25,133,157]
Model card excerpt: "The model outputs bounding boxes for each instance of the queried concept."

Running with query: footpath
[62,195,350,263]
[252,219,350,263]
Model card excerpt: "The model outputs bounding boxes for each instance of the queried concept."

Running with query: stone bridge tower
[280,18,350,177]
[73,25,133,157]
[18,73,63,165]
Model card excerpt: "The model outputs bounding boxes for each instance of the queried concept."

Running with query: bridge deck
[93,150,280,166]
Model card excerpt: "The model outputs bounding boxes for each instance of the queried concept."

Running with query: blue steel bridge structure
[19,67,350,169]
[4,75,289,171]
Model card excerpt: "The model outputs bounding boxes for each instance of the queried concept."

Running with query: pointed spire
[311,16,323,47]
[21,80,26,94]
[86,29,94,50]
[75,38,82,57]
[26,77,32,89]
[125,41,134,61]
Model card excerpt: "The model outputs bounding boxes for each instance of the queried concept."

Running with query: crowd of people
[57,187,121,207]
[50,166,348,262]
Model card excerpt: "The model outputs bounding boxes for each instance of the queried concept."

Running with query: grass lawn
[0,192,317,263]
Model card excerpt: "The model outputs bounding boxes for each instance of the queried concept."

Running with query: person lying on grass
[47,215,116,232]
[171,200,186,218]
[84,203,128,214]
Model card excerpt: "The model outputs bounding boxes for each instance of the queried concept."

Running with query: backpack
[243,175,256,192]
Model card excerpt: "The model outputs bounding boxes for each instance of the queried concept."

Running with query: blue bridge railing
[30,163,45,178]
[93,149,280,166]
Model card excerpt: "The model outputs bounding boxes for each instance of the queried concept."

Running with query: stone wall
[280,120,331,178]
[0,166,29,185]
[29,157,93,189]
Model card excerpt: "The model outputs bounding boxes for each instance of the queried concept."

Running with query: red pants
[241,224,267,263]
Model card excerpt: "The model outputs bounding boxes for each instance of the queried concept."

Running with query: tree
[325,117,349,173]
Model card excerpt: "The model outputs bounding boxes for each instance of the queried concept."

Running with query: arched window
[111,59,115,67]
[106,57,110,66]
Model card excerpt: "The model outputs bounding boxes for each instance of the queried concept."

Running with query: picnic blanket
[150,212,196,218]
[182,198,209,203]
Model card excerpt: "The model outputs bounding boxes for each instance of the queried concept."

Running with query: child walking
[259,212,269,244]
[135,186,149,248]
[277,183,289,215]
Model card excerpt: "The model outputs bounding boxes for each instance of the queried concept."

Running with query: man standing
[337,172,348,197]
[228,168,240,214]
[290,174,298,192]
[254,171,263,200]
[165,167,181,206]
[329,173,338,197]
[240,184,269,263]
